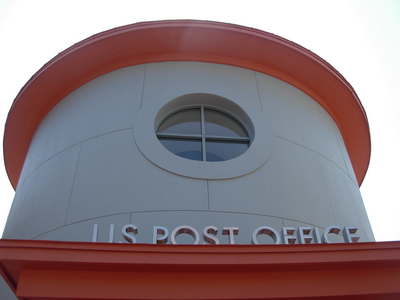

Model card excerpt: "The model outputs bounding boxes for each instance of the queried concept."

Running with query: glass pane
[205,140,249,161]
[159,139,202,161]
[204,109,247,137]
[158,108,201,135]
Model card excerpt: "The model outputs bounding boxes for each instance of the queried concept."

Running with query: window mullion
[204,135,250,142]
[157,133,202,140]
[201,106,207,161]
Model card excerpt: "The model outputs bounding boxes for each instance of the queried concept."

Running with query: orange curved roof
[4,20,370,188]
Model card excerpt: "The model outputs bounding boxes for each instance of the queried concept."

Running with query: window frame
[133,92,274,180]
[156,106,251,162]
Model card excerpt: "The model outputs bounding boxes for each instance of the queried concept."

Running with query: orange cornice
[4,20,370,188]
[0,240,399,299]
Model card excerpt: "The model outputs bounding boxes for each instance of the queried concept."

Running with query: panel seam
[317,153,338,225]
[140,64,147,109]
[207,180,210,211]
[254,72,264,112]
[275,135,359,187]
[64,143,83,225]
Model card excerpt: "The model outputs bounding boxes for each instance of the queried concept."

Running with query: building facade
[1,20,399,299]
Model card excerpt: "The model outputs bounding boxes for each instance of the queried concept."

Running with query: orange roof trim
[1,240,399,299]
[4,20,370,188]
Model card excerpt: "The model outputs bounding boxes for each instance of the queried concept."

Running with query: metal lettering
[282,227,296,244]
[297,227,313,244]
[203,225,219,245]
[222,227,239,244]
[92,224,99,242]
[90,223,358,244]
[153,226,169,244]
[343,226,360,243]
[108,224,115,243]
[171,225,200,244]
[252,226,281,244]
[313,227,322,244]
[91,224,114,242]
[122,224,138,243]
[322,225,341,243]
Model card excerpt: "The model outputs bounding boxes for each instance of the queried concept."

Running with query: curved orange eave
[4,20,370,189]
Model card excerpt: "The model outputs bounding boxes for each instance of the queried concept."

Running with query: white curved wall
[2,62,374,244]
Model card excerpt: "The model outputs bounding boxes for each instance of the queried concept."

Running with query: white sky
[0,0,399,241]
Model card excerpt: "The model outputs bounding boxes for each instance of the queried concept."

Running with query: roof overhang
[4,20,370,188]
[1,240,399,299]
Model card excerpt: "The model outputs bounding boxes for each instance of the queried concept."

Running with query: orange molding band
[0,240,399,299]
[4,20,370,188]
